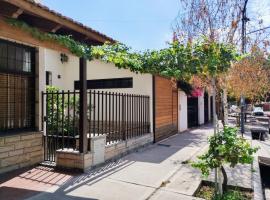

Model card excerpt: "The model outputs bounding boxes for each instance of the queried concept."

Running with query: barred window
[0,39,35,132]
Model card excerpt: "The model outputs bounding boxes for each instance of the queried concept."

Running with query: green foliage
[6,18,238,80]
[192,126,258,177]
[214,190,250,200]
[46,86,79,135]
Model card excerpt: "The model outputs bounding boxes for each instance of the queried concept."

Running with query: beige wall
[198,91,205,125]
[44,48,154,132]
[178,90,188,132]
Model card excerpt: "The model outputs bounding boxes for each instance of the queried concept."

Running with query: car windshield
[253,107,263,111]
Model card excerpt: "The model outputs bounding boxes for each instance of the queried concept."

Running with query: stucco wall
[44,48,153,132]
[178,91,188,132]
[198,92,205,125]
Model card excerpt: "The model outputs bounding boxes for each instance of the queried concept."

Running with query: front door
[188,97,198,128]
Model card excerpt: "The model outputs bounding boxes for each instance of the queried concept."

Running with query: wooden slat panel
[155,76,178,141]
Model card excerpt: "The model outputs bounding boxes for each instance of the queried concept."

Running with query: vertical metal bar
[61,90,64,149]
[142,95,144,134]
[122,94,125,140]
[132,94,134,138]
[141,95,144,135]
[105,92,108,143]
[73,90,76,149]
[148,96,150,132]
[143,96,146,134]
[112,92,115,143]
[118,93,121,141]
[88,90,91,151]
[93,91,96,137]
[128,94,132,138]
[137,95,140,136]
[126,94,128,140]
[88,91,91,137]
[141,95,143,135]
[109,92,111,143]
[67,90,70,149]
[101,91,104,135]
[41,91,44,131]
[116,93,118,141]
[139,95,141,136]
[130,94,132,138]
[98,91,100,136]
[45,92,48,160]
[55,91,60,161]
[134,95,138,137]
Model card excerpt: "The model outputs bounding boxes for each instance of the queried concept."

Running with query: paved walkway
[1,124,255,200]
[1,125,214,200]
[26,125,213,200]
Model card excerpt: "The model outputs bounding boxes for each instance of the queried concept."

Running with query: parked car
[252,107,264,116]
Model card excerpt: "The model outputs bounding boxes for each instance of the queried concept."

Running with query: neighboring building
[0,0,211,174]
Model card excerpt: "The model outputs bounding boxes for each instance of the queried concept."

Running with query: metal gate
[42,90,151,162]
[42,90,79,162]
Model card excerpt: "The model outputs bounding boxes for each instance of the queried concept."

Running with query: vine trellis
[6,18,239,82]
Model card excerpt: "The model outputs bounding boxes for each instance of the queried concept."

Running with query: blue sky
[42,0,180,51]
[41,0,270,51]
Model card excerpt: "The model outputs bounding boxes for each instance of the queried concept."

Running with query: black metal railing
[42,90,150,162]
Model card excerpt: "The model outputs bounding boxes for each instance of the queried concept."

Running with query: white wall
[38,47,46,131]
[43,48,153,132]
[198,92,205,125]
[178,90,188,132]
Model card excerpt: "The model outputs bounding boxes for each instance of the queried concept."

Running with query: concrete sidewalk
[25,125,213,200]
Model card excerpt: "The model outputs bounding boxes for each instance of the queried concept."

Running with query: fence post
[122,94,126,141]
[79,57,88,153]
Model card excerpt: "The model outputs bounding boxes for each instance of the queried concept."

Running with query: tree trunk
[212,78,218,194]
[223,87,228,125]
[221,165,228,192]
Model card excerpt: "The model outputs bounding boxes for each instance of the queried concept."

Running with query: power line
[247,25,270,35]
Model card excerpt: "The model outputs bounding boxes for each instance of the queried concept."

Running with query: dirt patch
[195,182,253,200]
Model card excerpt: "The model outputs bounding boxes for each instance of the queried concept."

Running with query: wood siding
[0,19,70,54]
[155,76,178,142]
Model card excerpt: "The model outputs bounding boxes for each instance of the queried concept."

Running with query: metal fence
[42,90,150,162]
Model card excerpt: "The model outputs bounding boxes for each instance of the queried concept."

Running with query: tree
[227,48,270,103]
[192,126,258,193]
[173,0,244,43]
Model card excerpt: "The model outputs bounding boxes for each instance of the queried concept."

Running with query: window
[74,77,133,90]
[0,39,35,132]
[46,71,52,86]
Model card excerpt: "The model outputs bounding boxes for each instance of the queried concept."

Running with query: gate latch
[43,116,48,122]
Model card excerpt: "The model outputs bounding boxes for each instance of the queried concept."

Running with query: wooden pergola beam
[3,0,113,43]
[51,24,62,33]
[12,8,23,19]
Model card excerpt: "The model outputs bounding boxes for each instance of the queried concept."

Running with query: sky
[42,0,180,51]
[41,0,270,51]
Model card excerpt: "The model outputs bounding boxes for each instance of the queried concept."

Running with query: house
[0,0,212,173]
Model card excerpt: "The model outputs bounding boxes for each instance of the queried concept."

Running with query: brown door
[155,76,178,142]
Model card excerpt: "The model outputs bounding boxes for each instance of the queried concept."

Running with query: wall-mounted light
[60,53,69,63]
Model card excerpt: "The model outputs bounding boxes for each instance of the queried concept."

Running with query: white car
[252,107,264,116]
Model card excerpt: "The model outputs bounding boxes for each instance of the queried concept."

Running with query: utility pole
[240,0,249,136]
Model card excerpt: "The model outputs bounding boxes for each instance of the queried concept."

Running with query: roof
[0,0,116,45]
